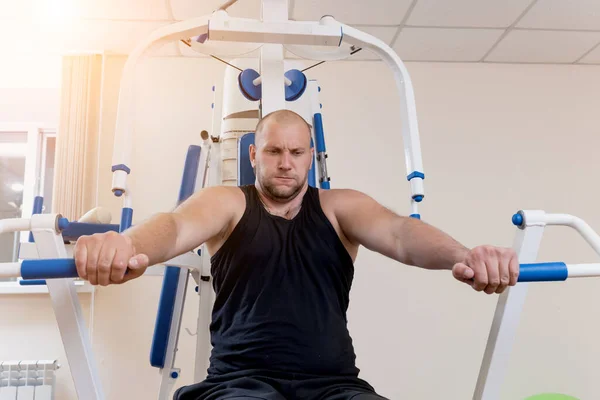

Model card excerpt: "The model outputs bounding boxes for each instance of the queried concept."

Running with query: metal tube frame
[110,0,425,217]
[473,210,600,400]
[30,214,104,400]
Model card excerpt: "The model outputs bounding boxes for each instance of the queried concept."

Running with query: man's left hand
[452,246,519,294]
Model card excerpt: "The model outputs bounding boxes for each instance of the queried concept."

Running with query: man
[74,110,519,399]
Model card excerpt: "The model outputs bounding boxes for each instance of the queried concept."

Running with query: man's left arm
[332,189,519,294]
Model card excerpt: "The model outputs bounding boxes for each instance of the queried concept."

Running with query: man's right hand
[73,231,149,286]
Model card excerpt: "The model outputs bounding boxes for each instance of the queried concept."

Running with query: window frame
[0,123,93,294]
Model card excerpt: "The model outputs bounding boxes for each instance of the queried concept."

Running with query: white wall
[4,54,600,400]
[319,61,600,400]
[0,54,61,125]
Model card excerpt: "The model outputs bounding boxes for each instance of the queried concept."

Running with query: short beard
[263,179,303,201]
[257,167,305,202]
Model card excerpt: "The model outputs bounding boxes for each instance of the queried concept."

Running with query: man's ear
[249,144,256,167]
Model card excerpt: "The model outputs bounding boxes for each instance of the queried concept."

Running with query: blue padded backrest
[238,133,257,186]
[238,133,316,187]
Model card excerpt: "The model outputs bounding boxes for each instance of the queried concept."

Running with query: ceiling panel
[61,0,169,20]
[38,20,171,54]
[486,30,600,63]
[407,0,533,28]
[0,0,33,19]
[0,15,181,55]
[171,0,261,20]
[393,27,504,61]
[517,0,600,30]
[4,0,252,21]
[6,0,600,65]
[292,0,413,25]
[578,43,600,63]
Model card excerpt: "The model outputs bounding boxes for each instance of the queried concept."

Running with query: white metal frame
[473,210,600,400]
[33,216,104,400]
[37,129,56,207]
[110,0,425,218]
[0,0,428,398]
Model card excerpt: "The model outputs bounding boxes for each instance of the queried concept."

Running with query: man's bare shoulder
[318,187,393,226]
[318,187,370,210]
[176,185,246,216]
[201,185,243,194]
[317,188,371,227]
[198,185,245,201]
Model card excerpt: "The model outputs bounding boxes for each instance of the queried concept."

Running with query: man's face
[250,119,313,202]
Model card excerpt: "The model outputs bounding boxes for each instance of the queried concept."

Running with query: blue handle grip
[313,113,326,153]
[19,279,47,286]
[21,259,78,280]
[518,262,568,282]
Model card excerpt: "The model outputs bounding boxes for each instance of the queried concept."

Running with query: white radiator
[0,361,59,400]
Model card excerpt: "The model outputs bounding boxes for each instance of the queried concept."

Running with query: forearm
[395,217,470,270]
[122,212,179,266]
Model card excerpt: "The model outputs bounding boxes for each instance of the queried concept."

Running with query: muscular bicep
[333,189,405,262]
[170,186,240,256]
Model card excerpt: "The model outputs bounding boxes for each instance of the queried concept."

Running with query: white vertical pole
[31,214,104,400]
[308,79,320,134]
[259,0,288,116]
[472,224,545,400]
[39,133,49,199]
[194,142,221,383]
[20,127,41,244]
[193,250,213,383]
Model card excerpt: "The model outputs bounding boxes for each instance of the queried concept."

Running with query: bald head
[250,109,314,202]
[255,110,311,145]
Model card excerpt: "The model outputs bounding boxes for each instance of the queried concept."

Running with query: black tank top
[207,184,359,377]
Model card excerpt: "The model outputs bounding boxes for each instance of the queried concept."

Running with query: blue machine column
[150,145,202,369]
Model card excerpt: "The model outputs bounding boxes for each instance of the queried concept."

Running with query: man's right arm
[125,185,237,264]
[74,185,239,286]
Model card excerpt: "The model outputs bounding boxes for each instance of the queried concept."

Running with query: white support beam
[260,44,286,116]
[259,0,289,116]
[473,224,545,400]
[340,22,425,215]
[208,17,341,46]
[31,214,104,400]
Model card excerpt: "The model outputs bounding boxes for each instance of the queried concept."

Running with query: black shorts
[173,370,388,400]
